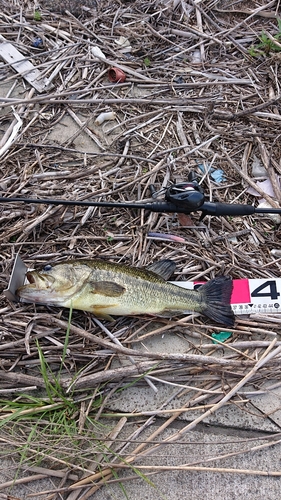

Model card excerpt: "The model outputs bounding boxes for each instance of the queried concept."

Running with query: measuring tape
[170,279,281,316]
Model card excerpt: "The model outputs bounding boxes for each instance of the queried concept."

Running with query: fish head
[16,262,88,305]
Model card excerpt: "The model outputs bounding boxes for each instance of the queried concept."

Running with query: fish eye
[43,264,52,272]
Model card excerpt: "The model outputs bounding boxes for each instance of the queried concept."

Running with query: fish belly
[66,280,198,317]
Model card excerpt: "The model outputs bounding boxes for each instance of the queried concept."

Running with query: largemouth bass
[16,259,234,327]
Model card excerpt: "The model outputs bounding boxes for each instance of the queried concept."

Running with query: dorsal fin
[146,259,176,280]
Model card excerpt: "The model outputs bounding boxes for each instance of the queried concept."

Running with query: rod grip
[202,203,255,216]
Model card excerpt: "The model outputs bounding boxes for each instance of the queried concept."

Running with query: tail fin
[199,276,235,327]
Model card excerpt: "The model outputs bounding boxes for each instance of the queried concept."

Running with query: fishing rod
[0,172,280,220]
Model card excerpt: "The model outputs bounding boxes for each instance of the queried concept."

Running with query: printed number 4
[251,280,280,301]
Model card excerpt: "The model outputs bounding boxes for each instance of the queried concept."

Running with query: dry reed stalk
[1,0,281,495]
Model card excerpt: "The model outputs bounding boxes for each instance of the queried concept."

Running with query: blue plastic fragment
[32,37,43,48]
[197,163,226,183]
[210,169,226,183]
[174,76,185,84]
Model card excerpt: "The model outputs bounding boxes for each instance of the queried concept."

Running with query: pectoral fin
[89,281,126,297]
[147,259,176,280]
[91,304,119,321]
[92,308,115,321]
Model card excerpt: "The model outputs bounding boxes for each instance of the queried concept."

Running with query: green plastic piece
[211,331,232,344]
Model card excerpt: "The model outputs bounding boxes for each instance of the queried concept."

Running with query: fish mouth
[26,272,36,284]
[16,271,60,304]
[25,271,54,288]
[16,272,56,302]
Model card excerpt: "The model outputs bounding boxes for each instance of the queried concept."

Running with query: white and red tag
[170,279,281,315]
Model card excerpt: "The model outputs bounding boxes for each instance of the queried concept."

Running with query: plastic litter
[191,49,201,64]
[95,111,116,125]
[211,331,232,344]
[257,201,281,224]
[247,178,280,198]
[271,249,281,257]
[147,232,186,243]
[108,67,126,83]
[173,76,184,84]
[91,46,106,60]
[197,163,226,183]
[210,169,226,183]
[32,37,43,48]
[251,155,267,178]
[114,36,132,53]
[0,35,48,92]
[0,109,22,158]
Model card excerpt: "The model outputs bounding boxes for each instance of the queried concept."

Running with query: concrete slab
[2,421,281,500]
[106,329,281,434]
[0,458,72,499]
[249,382,281,428]
[90,432,280,500]
[89,423,281,500]
[106,383,281,433]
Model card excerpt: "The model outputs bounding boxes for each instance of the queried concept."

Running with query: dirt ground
[0,0,281,498]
